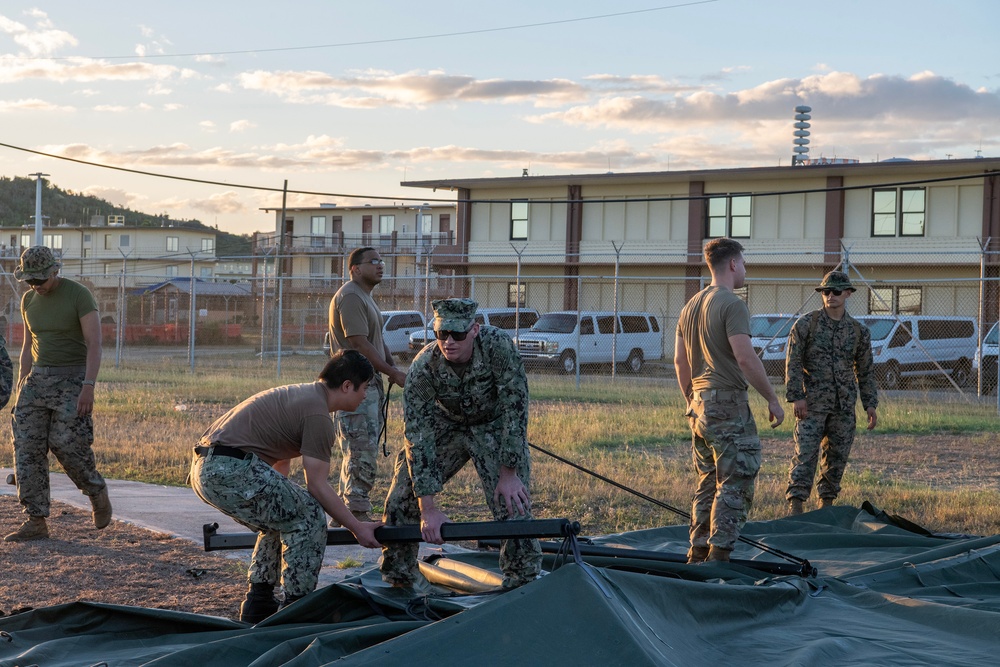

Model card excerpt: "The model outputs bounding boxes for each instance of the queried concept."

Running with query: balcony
[254,231,455,256]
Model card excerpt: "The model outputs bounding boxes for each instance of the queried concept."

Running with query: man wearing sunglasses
[784,271,878,515]
[380,297,542,590]
[328,247,407,525]
[5,246,111,542]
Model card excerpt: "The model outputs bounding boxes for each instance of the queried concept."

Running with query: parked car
[323,310,426,359]
[750,313,798,377]
[857,315,978,389]
[974,321,998,392]
[514,311,662,374]
[408,308,540,354]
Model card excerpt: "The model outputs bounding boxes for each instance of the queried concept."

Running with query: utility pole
[30,173,49,246]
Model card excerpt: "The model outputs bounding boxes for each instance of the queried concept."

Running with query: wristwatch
[82,380,96,386]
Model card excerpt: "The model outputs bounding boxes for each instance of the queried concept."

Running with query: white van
[515,311,662,374]
[856,315,978,389]
[750,313,798,377]
[324,310,426,359]
[974,321,998,392]
[408,308,540,354]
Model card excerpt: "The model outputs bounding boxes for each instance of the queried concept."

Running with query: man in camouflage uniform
[380,298,542,589]
[189,350,384,623]
[328,247,407,522]
[675,238,785,564]
[5,246,110,542]
[785,271,878,514]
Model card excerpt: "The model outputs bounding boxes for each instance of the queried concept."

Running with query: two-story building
[399,158,1000,334]
[256,202,458,327]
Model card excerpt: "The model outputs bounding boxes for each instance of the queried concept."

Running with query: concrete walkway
[0,467,444,588]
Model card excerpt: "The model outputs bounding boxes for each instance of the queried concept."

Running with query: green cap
[815,271,856,292]
[432,298,478,332]
[14,246,60,282]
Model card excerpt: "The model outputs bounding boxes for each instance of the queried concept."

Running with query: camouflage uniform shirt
[785,309,878,412]
[403,325,529,498]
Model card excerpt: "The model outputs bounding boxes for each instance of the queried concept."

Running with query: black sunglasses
[25,277,48,286]
[821,289,844,296]
[434,328,472,341]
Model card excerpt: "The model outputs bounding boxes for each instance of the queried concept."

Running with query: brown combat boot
[91,487,112,529]
[787,498,804,516]
[818,497,835,509]
[4,516,48,542]
[705,546,732,562]
[686,545,710,564]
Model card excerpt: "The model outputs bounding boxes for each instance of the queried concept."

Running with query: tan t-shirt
[201,382,335,463]
[328,280,385,357]
[677,286,751,392]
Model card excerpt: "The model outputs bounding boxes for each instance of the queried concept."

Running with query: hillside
[0,175,252,257]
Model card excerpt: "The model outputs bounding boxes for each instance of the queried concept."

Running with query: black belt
[31,365,87,376]
[194,444,252,460]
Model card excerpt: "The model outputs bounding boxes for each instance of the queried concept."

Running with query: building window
[43,234,62,249]
[869,286,922,314]
[166,236,179,252]
[707,195,752,238]
[419,213,433,236]
[104,234,112,249]
[165,265,178,277]
[507,282,526,308]
[104,263,113,275]
[872,188,925,237]
[200,267,213,278]
[119,234,130,248]
[201,238,214,252]
[310,216,326,247]
[83,233,91,243]
[510,201,529,240]
[379,215,395,235]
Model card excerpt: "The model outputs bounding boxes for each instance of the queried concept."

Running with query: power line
[26,2,719,61]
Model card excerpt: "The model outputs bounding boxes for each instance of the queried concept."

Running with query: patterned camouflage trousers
[786,409,857,502]
[12,372,105,518]
[190,450,327,596]
[333,378,384,513]
[380,427,542,588]
[686,393,762,553]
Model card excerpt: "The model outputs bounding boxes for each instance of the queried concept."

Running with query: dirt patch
[0,495,246,620]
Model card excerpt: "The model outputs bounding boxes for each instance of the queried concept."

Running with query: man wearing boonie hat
[784,270,878,515]
[380,297,542,590]
[4,246,112,542]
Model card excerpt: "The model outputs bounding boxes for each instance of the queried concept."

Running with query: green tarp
[3,504,1000,666]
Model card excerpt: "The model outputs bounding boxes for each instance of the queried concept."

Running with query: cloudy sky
[0,1,996,235]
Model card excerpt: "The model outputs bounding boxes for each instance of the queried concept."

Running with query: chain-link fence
[1,242,998,401]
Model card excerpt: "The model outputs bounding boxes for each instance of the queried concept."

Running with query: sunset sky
[1,1,996,235]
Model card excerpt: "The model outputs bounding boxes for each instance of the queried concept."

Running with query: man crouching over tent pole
[190,350,383,623]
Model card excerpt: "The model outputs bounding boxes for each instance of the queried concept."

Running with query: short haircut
[348,247,376,268]
[319,349,374,390]
[703,237,744,269]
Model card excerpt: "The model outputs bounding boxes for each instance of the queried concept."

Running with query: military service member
[380,298,542,589]
[675,238,785,564]
[328,247,407,523]
[190,350,384,623]
[784,271,878,514]
[5,246,110,542]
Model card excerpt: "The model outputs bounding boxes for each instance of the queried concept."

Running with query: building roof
[401,156,1000,191]
[131,278,251,296]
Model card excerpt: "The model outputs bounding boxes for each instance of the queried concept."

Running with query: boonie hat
[14,246,60,282]
[815,271,856,293]
[432,298,478,332]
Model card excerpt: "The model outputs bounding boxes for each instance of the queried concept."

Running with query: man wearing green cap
[784,270,878,514]
[5,246,111,542]
[380,297,542,589]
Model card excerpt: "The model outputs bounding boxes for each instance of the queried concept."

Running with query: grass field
[2,351,999,538]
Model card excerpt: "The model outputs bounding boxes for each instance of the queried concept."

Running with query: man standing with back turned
[328,247,407,522]
[675,238,784,564]
[784,270,877,514]
[5,246,111,542]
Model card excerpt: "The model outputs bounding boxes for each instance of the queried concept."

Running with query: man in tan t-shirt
[675,237,784,564]
[189,349,384,624]
[328,247,406,522]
